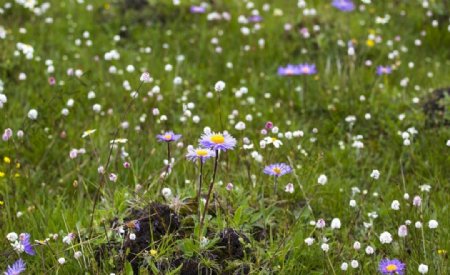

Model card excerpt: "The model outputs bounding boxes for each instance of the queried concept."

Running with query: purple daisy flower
[278,64,302,76]
[376,66,392,75]
[4,258,26,275]
[199,131,237,152]
[19,233,35,256]
[156,131,182,142]
[264,163,292,177]
[332,0,355,12]
[186,146,215,162]
[248,15,263,23]
[378,258,406,274]
[298,63,317,75]
[190,5,206,14]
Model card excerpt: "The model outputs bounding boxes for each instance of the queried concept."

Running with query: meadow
[0,0,449,274]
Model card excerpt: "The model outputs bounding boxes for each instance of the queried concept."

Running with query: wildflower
[81,129,96,138]
[332,0,355,12]
[340,262,348,271]
[74,251,82,259]
[304,237,314,246]
[277,64,302,76]
[351,260,359,268]
[428,220,438,229]
[214,81,226,92]
[140,72,152,83]
[150,249,157,256]
[263,163,292,177]
[2,128,13,141]
[391,200,400,210]
[379,232,393,244]
[413,195,422,206]
[186,146,215,163]
[349,199,357,207]
[317,174,328,185]
[365,246,375,255]
[4,258,26,275]
[62,233,75,245]
[321,243,329,252]
[353,241,361,250]
[7,232,18,242]
[27,109,38,120]
[226,183,234,191]
[263,136,283,148]
[415,221,422,228]
[370,169,380,179]
[398,225,408,237]
[376,66,392,75]
[419,184,431,192]
[190,5,206,13]
[199,131,237,151]
[418,264,428,274]
[156,131,182,142]
[298,63,317,75]
[378,258,406,274]
[330,218,341,229]
[109,173,117,182]
[129,233,136,240]
[285,183,294,193]
[161,187,172,199]
[19,233,34,255]
[315,219,326,229]
[58,258,66,265]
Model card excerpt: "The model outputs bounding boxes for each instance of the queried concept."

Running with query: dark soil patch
[423,87,449,127]
[123,202,181,273]
[171,257,218,275]
[214,228,251,260]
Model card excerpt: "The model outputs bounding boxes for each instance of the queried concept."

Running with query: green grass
[0,0,449,274]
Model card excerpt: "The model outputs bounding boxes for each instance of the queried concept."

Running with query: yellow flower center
[272,167,281,174]
[211,134,225,144]
[302,67,310,73]
[164,134,172,140]
[386,264,397,272]
[271,137,277,142]
[196,149,208,157]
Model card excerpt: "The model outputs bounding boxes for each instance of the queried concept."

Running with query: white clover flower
[370,169,380,180]
[349,200,357,208]
[162,187,172,199]
[315,219,326,229]
[428,220,438,229]
[74,251,82,259]
[28,109,38,120]
[6,232,18,242]
[304,237,314,246]
[330,218,341,229]
[214,80,225,92]
[418,264,428,274]
[365,245,375,255]
[398,225,408,237]
[391,200,400,210]
[351,260,359,268]
[129,233,136,240]
[285,183,294,193]
[340,262,348,271]
[353,241,361,250]
[58,257,66,265]
[379,231,393,244]
[321,243,329,252]
[415,221,423,229]
[317,174,328,185]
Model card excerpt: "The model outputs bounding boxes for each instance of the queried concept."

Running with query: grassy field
[0,0,449,274]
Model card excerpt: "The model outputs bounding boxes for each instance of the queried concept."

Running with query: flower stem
[200,150,219,231]
[197,160,203,222]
